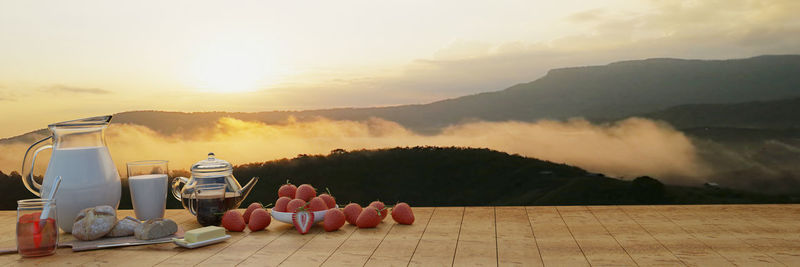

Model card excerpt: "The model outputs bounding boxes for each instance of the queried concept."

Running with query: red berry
[221,210,246,232]
[295,184,317,202]
[274,196,292,212]
[286,199,307,213]
[309,197,328,212]
[391,202,415,225]
[278,183,297,199]
[243,202,263,224]
[323,208,346,232]
[356,206,381,228]
[343,203,362,225]
[319,194,336,209]
[369,201,387,220]
[248,209,271,231]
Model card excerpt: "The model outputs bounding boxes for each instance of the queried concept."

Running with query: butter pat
[184,226,225,243]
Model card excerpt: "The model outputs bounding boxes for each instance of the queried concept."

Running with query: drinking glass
[127,160,169,220]
[189,183,228,226]
[17,199,58,257]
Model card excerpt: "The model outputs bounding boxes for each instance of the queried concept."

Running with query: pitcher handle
[21,136,53,197]
[171,176,189,201]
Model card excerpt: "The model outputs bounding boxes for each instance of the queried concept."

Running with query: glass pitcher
[21,115,122,233]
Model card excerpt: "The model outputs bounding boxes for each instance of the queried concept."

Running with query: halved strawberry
[293,208,314,234]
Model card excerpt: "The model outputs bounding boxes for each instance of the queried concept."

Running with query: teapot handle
[171,176,189,201]
[188,184,198,216]
[21,136,53,197]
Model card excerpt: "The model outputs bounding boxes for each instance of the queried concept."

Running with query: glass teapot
[171,153,258,215]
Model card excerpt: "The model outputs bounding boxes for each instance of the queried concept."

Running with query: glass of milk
[126,160,169,220]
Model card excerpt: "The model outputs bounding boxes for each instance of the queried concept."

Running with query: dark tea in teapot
[187,183,239,226]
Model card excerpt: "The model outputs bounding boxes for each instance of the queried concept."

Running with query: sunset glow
[186,52,269,93]
[0,0,799,137]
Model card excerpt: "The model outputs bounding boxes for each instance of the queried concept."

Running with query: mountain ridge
[3,54,799,140]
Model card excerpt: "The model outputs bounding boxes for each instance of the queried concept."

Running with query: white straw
[39,176,62,227]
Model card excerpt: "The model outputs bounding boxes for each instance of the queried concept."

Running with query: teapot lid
[191,153,233,174]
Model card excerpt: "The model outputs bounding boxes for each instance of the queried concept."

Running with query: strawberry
[278,180,297,199]
[343,203,362,225]
[356,206,381,228]
[319,193,336,209]
[274,196,292,212]
[295,184,317,202]
[323,208,346,232]
[369,201,388,220]
[248,208,271,231]
[221,210,246,232]
[293,208,314,234]
[243,202,263,224]
[308,197,328,212]
[391,202,415,225]
[286,199,307,213]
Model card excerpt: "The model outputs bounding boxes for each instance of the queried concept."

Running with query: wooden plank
[280,224,358,267]
[654,205,782,266]
[453,207,497,267]
[321,217,396,266]
[193,221,292,266]
[408,207,464,267]
[1,205,800,266]
[702,205,800,266]
[620,206,733,266]
[495,207,542,266]
[587,206,683,266]
[237,226,325,267]
[365,207,435,267]
[153,211,255,267]
[525,206,589,267]
[558,206,637,266]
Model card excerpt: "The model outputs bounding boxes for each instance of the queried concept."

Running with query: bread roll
[134,218,178,240]
[72,205,117,241]
[106,216,141,237]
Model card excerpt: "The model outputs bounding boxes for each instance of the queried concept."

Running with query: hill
[643,97,800,130]
[3,54,796,141]
[232,147,793,207]
[1,147,791,210]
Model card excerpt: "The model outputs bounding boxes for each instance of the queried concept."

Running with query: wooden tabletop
[1,205,799,266]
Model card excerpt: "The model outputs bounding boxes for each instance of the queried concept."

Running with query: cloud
[0,117,707,186]
[42,85,112,95]
[251,0,800,108]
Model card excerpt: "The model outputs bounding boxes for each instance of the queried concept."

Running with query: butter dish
[173,235,230,249]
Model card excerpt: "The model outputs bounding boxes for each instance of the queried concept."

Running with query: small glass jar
[17,199,58,257]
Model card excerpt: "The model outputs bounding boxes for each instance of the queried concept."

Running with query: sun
[187,52,268,93]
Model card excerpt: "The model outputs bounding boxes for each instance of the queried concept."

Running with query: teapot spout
[238,177,259,205]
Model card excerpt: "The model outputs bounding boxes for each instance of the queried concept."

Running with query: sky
[1,0,799,137]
